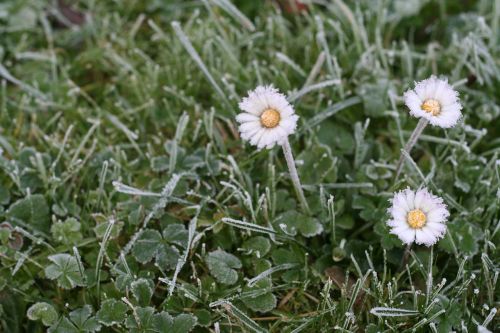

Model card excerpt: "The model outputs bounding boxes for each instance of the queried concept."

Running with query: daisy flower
[236,85,299,150]
[403,75,462,128]
[236,85,310,214]
[387,187,449,246]
[395,75,462,180]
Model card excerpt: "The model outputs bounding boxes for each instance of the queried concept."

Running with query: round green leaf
[205,250,242,285]
[27,302,58,326]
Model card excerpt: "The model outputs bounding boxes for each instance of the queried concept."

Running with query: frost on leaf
[96,299,128,326]
[27,302,58,326]
[125,307,197,333]
[276,211,323,238]
[131,278,154,306]
[205,250,242,285]
[50,305,101,333]
[132,225,188,270]
[44,253,85,289]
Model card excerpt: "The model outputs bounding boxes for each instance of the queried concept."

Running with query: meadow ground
[0,0,499,332]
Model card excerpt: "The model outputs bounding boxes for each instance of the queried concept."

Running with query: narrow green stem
[395,117,429,181]
[282,137,311,215]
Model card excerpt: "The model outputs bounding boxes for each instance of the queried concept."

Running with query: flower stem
[398,243,412,272]
[394,118,429,181]
[282,138,311,215]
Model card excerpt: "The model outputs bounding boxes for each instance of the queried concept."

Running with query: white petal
[431,78,448,100]
[239,99,262,115]
[414,80,430,100]
[425,222,447,238]
[437,85,459,106]
[279,116,298,134]
[392,191,410,212]
[404,90,423,116]
[415,228,436,246]
[240,124,261,141]
[390,206,407,222]
[426,208,449,224]
[249,128,266,146]
[271,127,288,145]
[403,189,416,210]
[258,130,275,148]
[413,189,427,209]
[239,121,261,133]
[391,226,415,245]
[277,105,294,118]
[387,218,406,228]
[236,112,259,123]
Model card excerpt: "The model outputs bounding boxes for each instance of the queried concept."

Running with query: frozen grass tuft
[0,0,498,332]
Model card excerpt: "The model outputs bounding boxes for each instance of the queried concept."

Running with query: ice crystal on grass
[2,0,499,332]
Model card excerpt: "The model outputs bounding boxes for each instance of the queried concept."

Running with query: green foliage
[93,214,124,239]
[27,302,58,326]
[131,225,188,270]
[50,305,101,333]
[124,308,197,333]
[51,218,83,245]
[242,236,271,257]
[242,279,277,313]
[96,299,128,327]
[276,210,323,237]
[45,254,85,289]
[6,194,50,232]
[206,250,242,285]
[131,278,154,306]
[0,0,498,332]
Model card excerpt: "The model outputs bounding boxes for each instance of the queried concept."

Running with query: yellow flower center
[407,209,427,229]
[260,108,281,128]
[421,99,441,116]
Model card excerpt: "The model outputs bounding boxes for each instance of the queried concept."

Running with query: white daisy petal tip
[237,85,298,150]
[404,75,462,128]
[387,187,449,247]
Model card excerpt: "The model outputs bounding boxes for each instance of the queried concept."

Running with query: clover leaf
[276,211,323,238]
[132,224,188,270]
[205,250,242,285]
[51,217,83,245]
[27,302,58,326]
[242,279,277,313]
[297,144,337,184]
[242,236,271,257]
[7,194,50,233]
[49,305,100,333]
[125,307,197,333]
[96,299,128,326]
[131,278,154,306]
[93,214,124,239]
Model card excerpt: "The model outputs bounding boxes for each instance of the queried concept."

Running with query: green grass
[0,0,499,332]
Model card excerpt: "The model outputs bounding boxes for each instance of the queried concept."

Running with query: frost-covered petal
[391,226,416,244]
[426,208,450,224]
[392,190,411,212]
[403,189,416,210]
[249,128,266,147]
[279,116,299,134]
[236,112,259,123]
[425,222,446,238]
[389,205,407,222]
[404,90,423,113]
[239,121,261,133]
[415,228,437,246]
